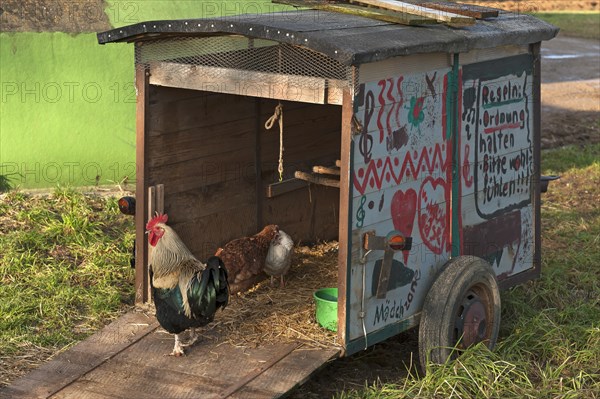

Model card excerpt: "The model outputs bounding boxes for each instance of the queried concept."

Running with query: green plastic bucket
[313,288,338,332]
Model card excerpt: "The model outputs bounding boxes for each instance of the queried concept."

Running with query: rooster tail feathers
[205,256,229,308]
[187,256,229,318]
[207,255,224,268]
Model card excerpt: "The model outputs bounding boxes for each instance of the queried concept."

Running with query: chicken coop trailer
[94,5,554,397]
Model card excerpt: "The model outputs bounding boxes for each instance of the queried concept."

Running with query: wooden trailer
[68,5,559,397]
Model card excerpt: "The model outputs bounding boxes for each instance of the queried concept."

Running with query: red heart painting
[391,188,417,264]
[418,176,450,255]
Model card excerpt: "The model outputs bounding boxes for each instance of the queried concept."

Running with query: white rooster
[264,230,294,287]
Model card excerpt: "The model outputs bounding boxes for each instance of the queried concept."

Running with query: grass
[0,187,135,386]
[539,144,600,173]
[336,143,600,398]
[532,11,600,39]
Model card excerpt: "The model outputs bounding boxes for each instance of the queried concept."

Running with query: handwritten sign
[462,54,534,219]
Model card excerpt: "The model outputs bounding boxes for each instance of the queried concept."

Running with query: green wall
[0,1,292,189]
[0,32,136,188]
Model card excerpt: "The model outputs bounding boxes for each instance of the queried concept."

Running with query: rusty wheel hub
[455,291,488,348]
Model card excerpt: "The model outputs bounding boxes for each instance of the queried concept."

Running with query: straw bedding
[213,241,341,349]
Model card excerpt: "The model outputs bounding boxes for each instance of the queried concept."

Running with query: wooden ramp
[1,311,340,399]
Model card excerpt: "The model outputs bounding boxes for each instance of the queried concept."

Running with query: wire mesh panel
[135,35,355,104]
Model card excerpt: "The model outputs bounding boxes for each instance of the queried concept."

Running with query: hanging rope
[265,102,284,182]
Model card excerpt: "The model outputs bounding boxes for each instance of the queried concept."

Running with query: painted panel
[347,52,537,345]
[459,53,535,277]
[353,69,451,192]
[348,66,453,341]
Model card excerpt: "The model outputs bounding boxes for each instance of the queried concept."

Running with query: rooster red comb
[146,213,168,231]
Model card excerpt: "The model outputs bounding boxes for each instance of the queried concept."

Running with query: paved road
[541,35,600,83]
[540,35,599,147]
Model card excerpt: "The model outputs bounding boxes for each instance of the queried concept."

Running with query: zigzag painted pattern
[353,143,449,195]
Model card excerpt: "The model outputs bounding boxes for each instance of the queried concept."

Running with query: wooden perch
[349,0,475,25]
[266,163,341,198]
[266,167,340,198]
[295,171,340,188]
[274,0,436,25]
[312,165,341,176]
[266,178,309,198]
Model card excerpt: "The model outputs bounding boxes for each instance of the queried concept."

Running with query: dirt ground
[468,0,598,11]
[0,0,110,32]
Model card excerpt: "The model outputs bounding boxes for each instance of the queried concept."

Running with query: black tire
[418,256,501,373]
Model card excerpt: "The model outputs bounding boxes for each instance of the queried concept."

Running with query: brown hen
[216,224,279,293]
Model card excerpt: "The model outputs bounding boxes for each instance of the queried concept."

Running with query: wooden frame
[134,63,150,304]
[337,86,354,350]
[149,62,345,105]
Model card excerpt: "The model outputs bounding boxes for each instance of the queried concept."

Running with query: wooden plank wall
[146,86,257,259]
[259,99,341,243]
[146,86,341,260]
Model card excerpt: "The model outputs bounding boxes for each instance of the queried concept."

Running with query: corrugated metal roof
[97,10,558,65]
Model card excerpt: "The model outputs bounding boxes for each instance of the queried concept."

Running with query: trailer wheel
[418,256,501,372]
